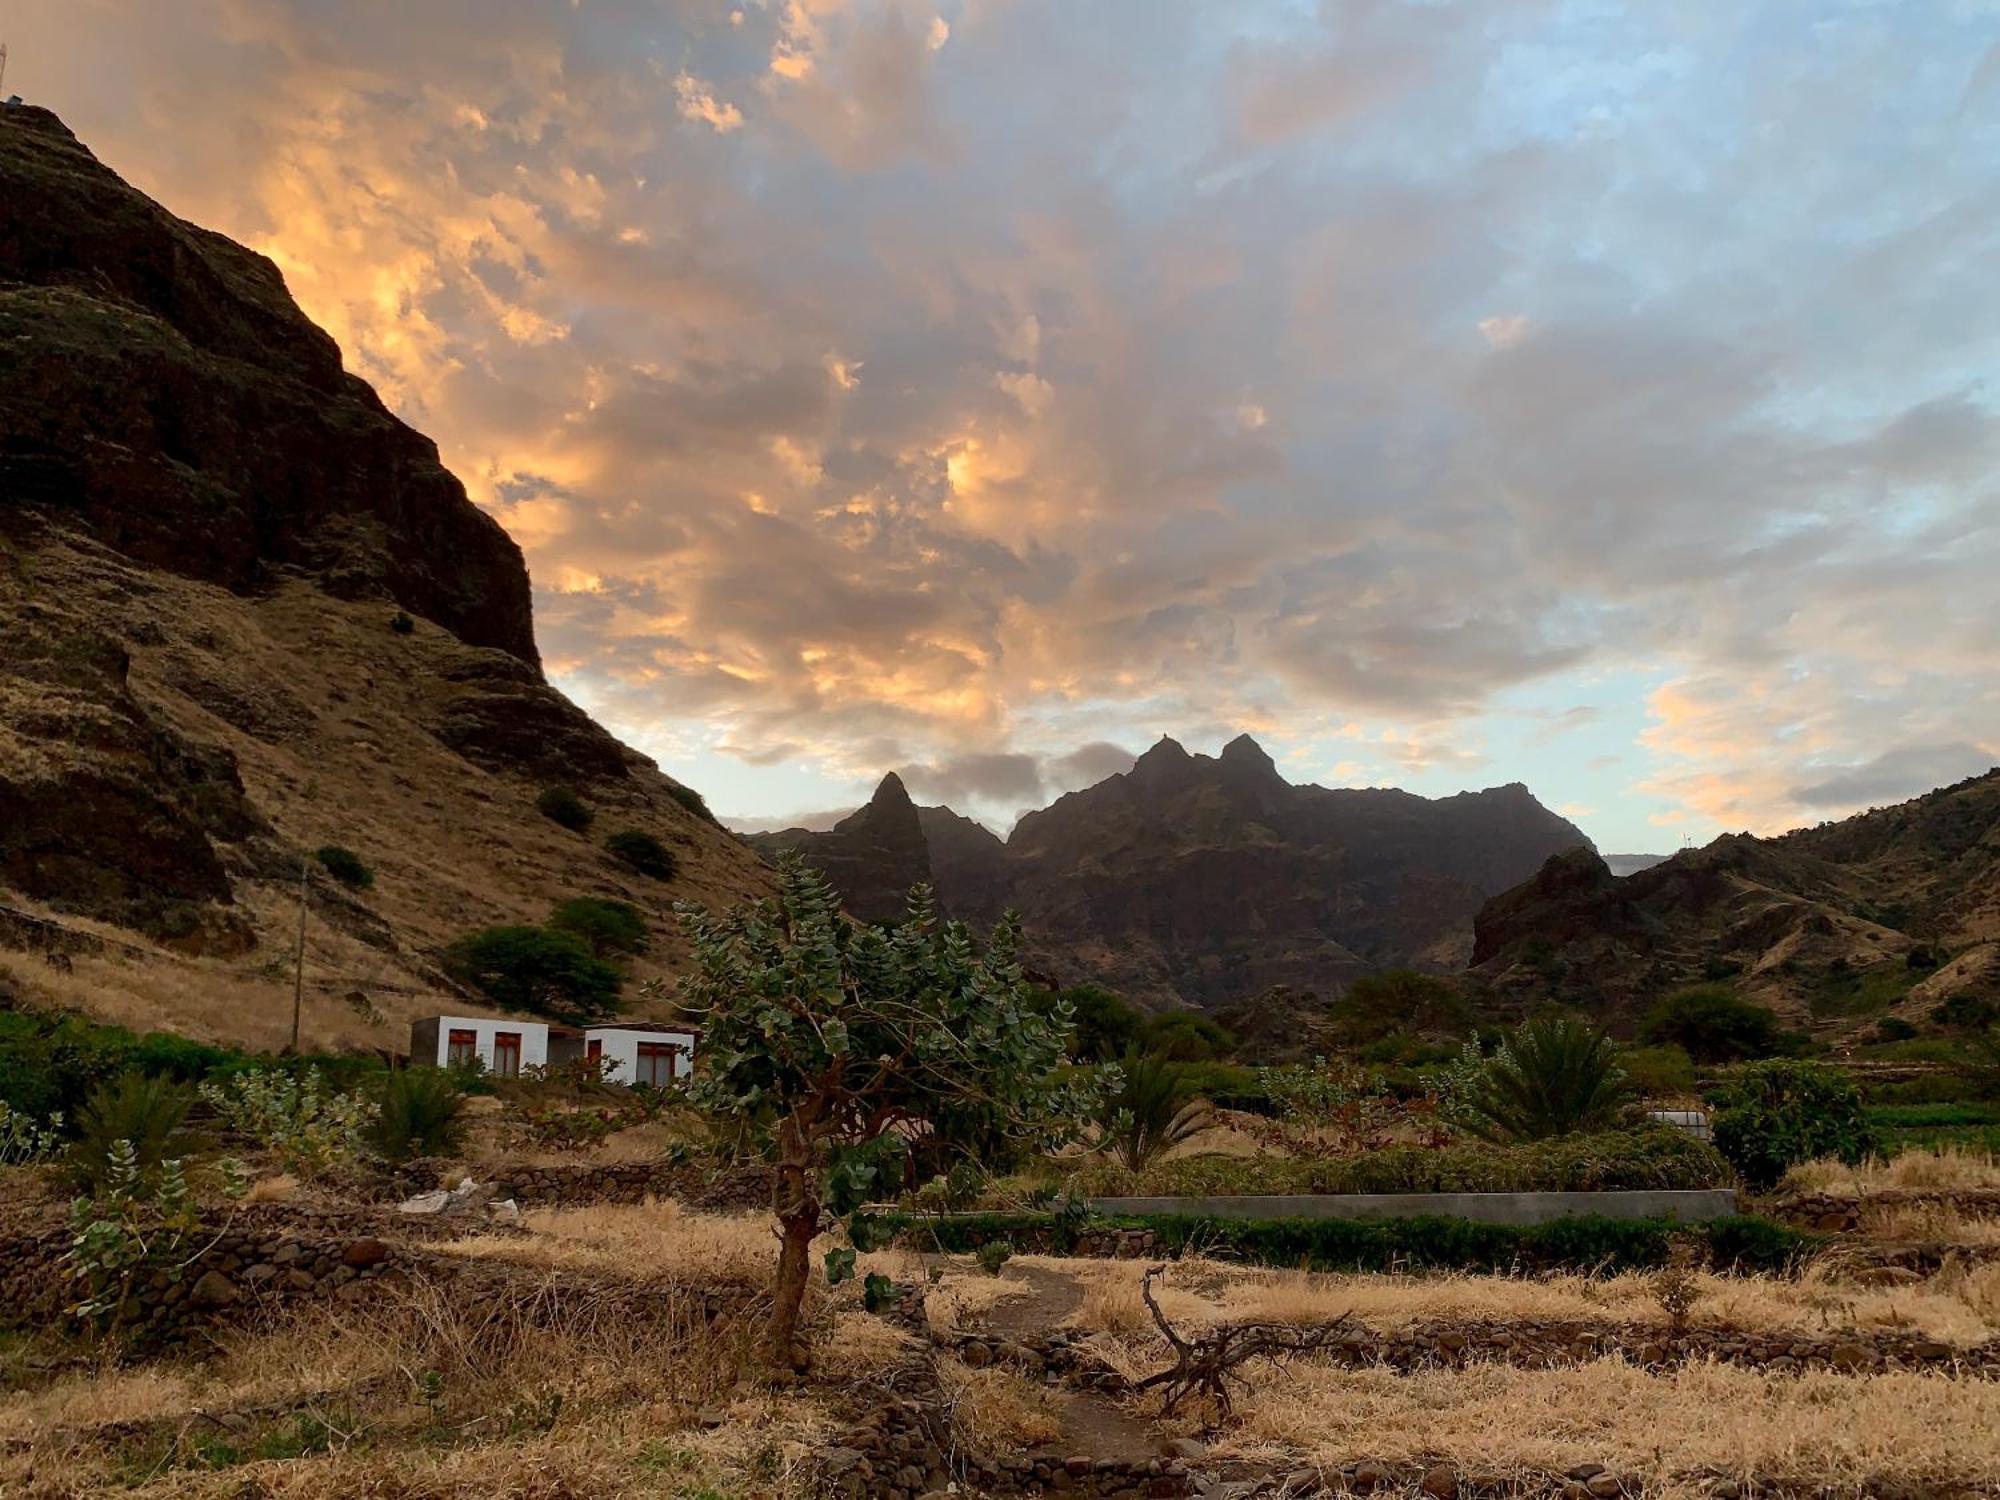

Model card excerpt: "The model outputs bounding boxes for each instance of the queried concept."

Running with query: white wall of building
[583,1026,696,1087]
[414,1015,549,1077]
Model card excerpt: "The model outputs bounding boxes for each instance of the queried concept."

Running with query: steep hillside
[1471,768,2000,1030]
[0,106,773,1051]
[756,733,1591,1010]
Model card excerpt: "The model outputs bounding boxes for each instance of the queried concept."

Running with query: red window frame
[634,1041,676,1088]
[491,1031,523,1078]
[446,1028,478,1068]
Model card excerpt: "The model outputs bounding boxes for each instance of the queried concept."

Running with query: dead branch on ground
[1133,1264,1352,1420]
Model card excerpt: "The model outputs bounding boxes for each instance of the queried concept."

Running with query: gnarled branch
[1134,1264,1353,1420]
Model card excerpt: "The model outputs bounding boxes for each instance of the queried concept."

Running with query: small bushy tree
[606,829,676,880]
[536,786,594,832]
[678,857,1099,1369]
[67,1074,208,1193]
[1639,985,1787,1063]
[1139,1010,1235,1062]
[548,897,650,958]
[199,1068,371,1179]
[314,845,374,890]
[1334,969,1472,1042]
[1041,984,1143,1062]
[443,926,622,1023]
[1710,1059,1874,1189]
[1457,1015,1627,1142]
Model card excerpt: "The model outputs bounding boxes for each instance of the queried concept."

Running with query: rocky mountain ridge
[752,734,1592,1010]
[1472,767,2000,1027]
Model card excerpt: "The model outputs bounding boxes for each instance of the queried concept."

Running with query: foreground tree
[1457,1013,1628,1141]
[677,857,1097,1370]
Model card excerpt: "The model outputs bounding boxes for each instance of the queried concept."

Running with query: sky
[10,0,1999,849]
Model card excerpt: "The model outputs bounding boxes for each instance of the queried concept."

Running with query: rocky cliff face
[755,733,1590,1011]
[1471,768,2000,1031]
[0,107,773,1048]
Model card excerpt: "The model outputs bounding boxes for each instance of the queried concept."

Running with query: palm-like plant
[367,1068,467,1161]
[66,1073,208,1191]
[1101,1050,1213,1171]
[1458,1015,1627,1142]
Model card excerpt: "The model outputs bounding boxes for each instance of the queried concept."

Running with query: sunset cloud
[12,0,1998,845]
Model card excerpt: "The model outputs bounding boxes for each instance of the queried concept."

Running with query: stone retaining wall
[386,1157,773,1211]
[938,1315,1999,1389]
[0,1218,749,1355]
[1771,1189,2000,1233]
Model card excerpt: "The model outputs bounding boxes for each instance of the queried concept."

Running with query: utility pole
[1,44,10,96]
[290,857,309,1052]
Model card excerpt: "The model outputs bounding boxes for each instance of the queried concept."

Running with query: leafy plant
[606,829,676,880]
[1333,969,1472,1042]
[368,1068,467,1161]
[1454,1015,1628,1142]
[1710,1059,1875,1189]
[547,897,649,958]
[1100,1051,1211,1171]
[1621,1044,1697,1099]
[1653,1233,1707,1332]
[1639,985,1789,1063]
[67,1074,208,1193]
[974,1239,1014,1276]
[1137,1012,1235,1062]
[0,1099,64,1165]
[677,855,1099,1369]
[65,1144,209,1319]
[200,1068,371,1178]
[313,845,374,890]
[665,782,719,825]
[536,786,594,833]
[389,610,415,635]
[442,926,623,1023]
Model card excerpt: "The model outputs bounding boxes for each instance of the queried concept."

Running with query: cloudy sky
[15,1,1999,848]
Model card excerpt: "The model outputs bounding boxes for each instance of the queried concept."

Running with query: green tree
[1100,1050,1212,1170]
[606,829,676,880]
[1139,1010,1236,1062]
[536,786,594,832]
[1457,1015,1628,1142]
[1334,969,1471,1042]
[1710,1059,1874,1189]
[67,1074,209,1193]
[677,857,1098,1369]
[1639,985,1787,1063]
[442,926,622,1023]
[1040,984,1142,1062]
[313,845,374,890]
[548,897,650,958]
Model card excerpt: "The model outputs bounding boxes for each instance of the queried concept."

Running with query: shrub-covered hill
[0,106,773,1049]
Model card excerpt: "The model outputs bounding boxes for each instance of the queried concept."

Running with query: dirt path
[978,1261,1161,1465]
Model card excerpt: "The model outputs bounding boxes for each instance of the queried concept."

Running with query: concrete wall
[1087,1188,1738,1226]
[410,1015,549,1076]
[581,1026,695,1086]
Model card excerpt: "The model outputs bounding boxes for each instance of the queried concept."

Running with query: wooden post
[289,857,308,1052]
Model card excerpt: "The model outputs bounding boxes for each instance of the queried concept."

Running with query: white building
[563,1024,698,1087]
[409,1015,696,1086]
[410,1015,550,1078]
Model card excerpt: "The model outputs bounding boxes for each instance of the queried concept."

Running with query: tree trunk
[761,1125,820,1371]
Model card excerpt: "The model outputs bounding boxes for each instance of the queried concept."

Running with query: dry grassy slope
[1,533,773,1052]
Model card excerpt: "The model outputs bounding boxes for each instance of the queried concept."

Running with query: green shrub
[314,845,374,890]
[442,926,623,1023]
[199,1068,370,1178]
[390,610,416,635]
[974,1239,1014,1276]
[536,786,594,832]
[605,829,675,880]
[1934,995,2000,1033]
[548,897,650,957]
[369,1069,467,1161]
[1457,1015,1627,1141]
[1621,1044,1696,1098]
[1099,1051,1211,1171]
[666,782,719,825]
[1711,1060,1875,1189]
[1035,985,1143,1063]
[67,1074,208,1192]
[1333,970,1472,1042]
[1873,1016,1919,1044]
[1138,1011,1235,1062]
[1061,1126,1729,1198]
[1638,985,1789,1063]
